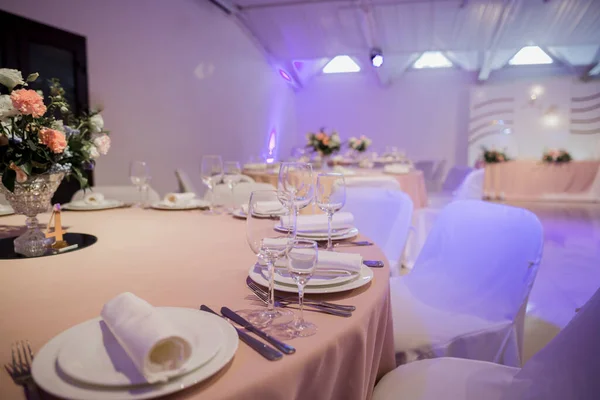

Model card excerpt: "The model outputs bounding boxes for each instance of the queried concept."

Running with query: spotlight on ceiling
[370,48,384,68]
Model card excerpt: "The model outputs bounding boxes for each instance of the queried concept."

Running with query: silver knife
[221,307,296,355]
[364,260,384,268]
[200,305,283,361]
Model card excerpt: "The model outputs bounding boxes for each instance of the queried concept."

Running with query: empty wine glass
[278,162,314,217]
[245,190,296,327]
[316,173,346,250]
[130,161,151,208]
[285,239,318,337]
[201,155,223,214]
[223,161,242,212]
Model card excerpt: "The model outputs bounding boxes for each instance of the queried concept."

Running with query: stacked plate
[62,199,125,211]
[0,204,14,216]
[151,199,210,210]
[32,308,238,400]
[274,224,359,242]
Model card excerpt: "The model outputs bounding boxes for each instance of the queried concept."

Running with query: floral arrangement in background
[0,68,110,192]
[348,135,372,153]
[481,147,509,163]
[306,128,341,156]
[542,149,572,164]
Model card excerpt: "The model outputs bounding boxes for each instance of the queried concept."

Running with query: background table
[484,160,600,202]
[0,209,395,400]
[244,168,429,209]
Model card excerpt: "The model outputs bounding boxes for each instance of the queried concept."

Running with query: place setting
[62,192,127,211]
[151,192,210,211]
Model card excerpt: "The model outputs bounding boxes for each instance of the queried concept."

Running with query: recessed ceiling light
[322,55,361,74]
[413,52,453,69]
[509,46,553,65]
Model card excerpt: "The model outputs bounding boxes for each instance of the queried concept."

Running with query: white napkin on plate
[101,292,193,384]
[281,212,354,232]
[332,166,357,176]
[242,200,285,215]
[384,164,411,174]
[273,250,363,273]
[84,192,105,204]
[164,192,195,206]
[243,163,268,170]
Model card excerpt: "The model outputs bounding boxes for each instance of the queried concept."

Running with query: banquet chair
[71,186,160,204]
[429,160,447,192]
[344,176,401,190]
[175,168,198,194]
[441,166,474,193]
[208,182,275,207]
[391,201,543,368]
[413,161,435,182]
[373,286,600,400]
[453,169,484,200]
[344,188,413,276]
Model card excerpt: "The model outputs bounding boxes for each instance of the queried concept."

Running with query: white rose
[51,120,65,132]
[0,69,25,90]
[88,145,100,159]
[89,114,104,133]
[0,95,18,121]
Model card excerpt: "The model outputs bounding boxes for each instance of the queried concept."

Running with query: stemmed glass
[223,161,242,212]
[130,161,151,208]
[245,190,296,326]
[316,173,346,250]
[285,239,319,337]
[201,155,223,214]
[278,162,314,218]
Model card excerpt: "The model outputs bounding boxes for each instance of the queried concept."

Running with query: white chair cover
[344,176,401,190]
[429,160,447,192]
[414,161,435,181]
[71,186,160,204]
[373,287,600,400]
[441,166,474,192]
[344,188,413,276]
[175,169,198,194]
[391,201,544,367]
[207,182,275,207]
[454,169,484,200]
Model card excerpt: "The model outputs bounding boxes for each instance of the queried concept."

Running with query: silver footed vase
[0,172,65,257]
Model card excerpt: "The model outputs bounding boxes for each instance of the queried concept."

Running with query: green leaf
[19,162,32,175]
[2,169,16,192]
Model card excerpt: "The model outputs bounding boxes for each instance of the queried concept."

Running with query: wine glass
[201,155,223,214]
[278,162,314,217]
[285,239,318,337]
[245,190,296,327]
[315,173,346,250]
[130,161,151,208]
[223,161,242,212]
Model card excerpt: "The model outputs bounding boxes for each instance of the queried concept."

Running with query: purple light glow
[266,129,277,164]
[279,69,292,82]
[293,61,303,71]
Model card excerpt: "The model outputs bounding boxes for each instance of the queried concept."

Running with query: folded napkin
[84,192,105,204]
[101,292,193,384]
[242,200,285,215]
[384,164,411,174]
[358,159,374,169]
[281,212,354,232]
[164,192,195,206]
[243,163,268,170]
[274,250,363,273]
[333,166,357,175]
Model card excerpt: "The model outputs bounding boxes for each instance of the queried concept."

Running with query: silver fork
[247,277,356,312]
[5,341,41,400]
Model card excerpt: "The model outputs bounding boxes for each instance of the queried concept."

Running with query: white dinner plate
[232,209,247,219]
[0,207,14,216]
[274,224,359,241]
[273,267,358,287]
[57,309,224,387]
[32,308,239,400]
[62,200,125,211]
[151,199,210,210]
[249,263,373,294]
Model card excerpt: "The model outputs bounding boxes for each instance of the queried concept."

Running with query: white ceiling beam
[589,63,600,76]
[478,0,522,82]
[582,47,600,80]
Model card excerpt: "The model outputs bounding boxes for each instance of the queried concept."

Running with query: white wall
[0,0,297,194]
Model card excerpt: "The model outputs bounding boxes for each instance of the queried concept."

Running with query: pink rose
[39,128,67,153]
[10,89,46,117]
[92,134,110,155]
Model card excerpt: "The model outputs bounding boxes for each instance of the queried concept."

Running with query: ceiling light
[413,52,453,69]
[509,46,553,65]
[370,48,384,68]
[322,55,361,74]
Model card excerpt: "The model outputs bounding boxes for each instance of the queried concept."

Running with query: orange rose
[10,89,46,117]
[316,133,325,140]
[39,128,67,153]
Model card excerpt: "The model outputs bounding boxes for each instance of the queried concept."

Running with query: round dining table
[0,209,395,400]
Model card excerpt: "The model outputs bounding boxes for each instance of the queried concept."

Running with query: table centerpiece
[542,149,572,164]
[306,128,341,169]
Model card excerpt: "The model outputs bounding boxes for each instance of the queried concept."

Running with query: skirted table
[484,160,600,202]
[0,209,395,400]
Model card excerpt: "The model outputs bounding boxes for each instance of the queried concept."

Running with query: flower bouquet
[482,147,509,164]
[306,128,341,156]
[542,149,572,164]
[348,136,372,153]
[0,68,110,256]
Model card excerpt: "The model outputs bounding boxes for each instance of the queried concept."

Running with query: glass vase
[0,172,65,257]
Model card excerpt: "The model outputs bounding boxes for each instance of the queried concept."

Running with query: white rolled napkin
[242,200,285,215]
[84,192,105,204]
[281,212,354,232]
[164,192,195,206]
[273,250,363,273]
[101,292,193,384]
[332,166,357,176]
[384,164,411,174]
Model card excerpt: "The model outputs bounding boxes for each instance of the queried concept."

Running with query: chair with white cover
[175,169,198,194]
[373,286,600,400]
[71,186,160,204]
[413,161,435,182]
[453,168,484,200]
[429,160,447,192]
[441,166,474,193]
[344,188,413,276]
[344,176,401,190]
[207,182,275,207]
[391,201,543,367]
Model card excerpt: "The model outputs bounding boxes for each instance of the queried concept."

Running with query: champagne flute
[245,190,296,327]
[223,161,242,212]
[201,155,223,214]
[285,239,318,337]
[130,161,151,208]
[278,162,314,217]
[316,173,346,250]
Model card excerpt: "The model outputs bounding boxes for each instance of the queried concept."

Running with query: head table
[0,209,395,400]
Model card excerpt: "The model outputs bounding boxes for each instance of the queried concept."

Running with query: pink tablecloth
[484,160,600,202]
[0,210,395,400]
